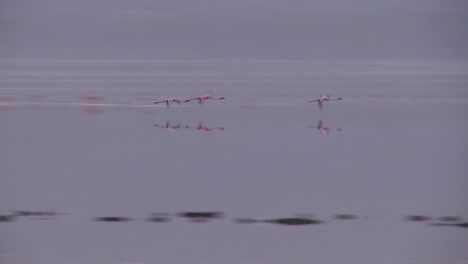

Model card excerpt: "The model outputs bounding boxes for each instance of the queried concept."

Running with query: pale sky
[1,0,467,59]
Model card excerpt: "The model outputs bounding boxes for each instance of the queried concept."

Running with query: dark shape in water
[264,217,324,226]
[177,212,223,222]
[94,216,131,222]
[0,215,16,222]
[12,211,36,216]
[12,211,60,217]
[234,218,259,224]
[405,215,431,222]
[147,213,170,223]
[429,222,468,229]
[437,216,462,222]
[334,214,358,220]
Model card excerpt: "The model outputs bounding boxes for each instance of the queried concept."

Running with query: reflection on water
[154,121,183,131]
[308,119,342,135]
[154,121,225,133]
[154,120,225,134]
[184,122,225,133]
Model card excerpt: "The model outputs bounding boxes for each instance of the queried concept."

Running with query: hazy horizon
[1,0,467,60]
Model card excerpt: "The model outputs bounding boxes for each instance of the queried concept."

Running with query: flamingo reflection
[185,122,225,133]
[154,121,182,131]
[308,120,342,135]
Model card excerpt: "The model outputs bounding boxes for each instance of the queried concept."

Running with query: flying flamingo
[154,98,183,107]
[308,120,342,135]
[185,91,225,104]
[308,94,342,109]
[154,121,182,131]
[185,122,225,133]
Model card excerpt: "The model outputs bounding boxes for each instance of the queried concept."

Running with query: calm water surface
[1,60,467,264]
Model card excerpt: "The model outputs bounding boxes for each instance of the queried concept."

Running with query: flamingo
[308,119,341,135]
[154,121,182,131]
[154,98,183,107]
[185,122,225,133]
[185,91,225,104]
[308,94,342,109]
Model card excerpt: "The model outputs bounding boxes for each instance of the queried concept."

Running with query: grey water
[1,60,468,264]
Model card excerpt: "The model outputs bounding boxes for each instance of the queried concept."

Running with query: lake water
[1,60,467,264]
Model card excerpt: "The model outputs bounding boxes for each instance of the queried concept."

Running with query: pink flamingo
[154,121,182,131]
[185,122,225,133]
[154,98,183,107]
[308,120,342,135]
[185,91,225,104]
[308,94,342,109]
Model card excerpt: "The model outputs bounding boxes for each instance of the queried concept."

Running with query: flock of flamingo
[154,91,343,134]
[1,90,344,134]
[153,91,226,107]
[154,90,342,109]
